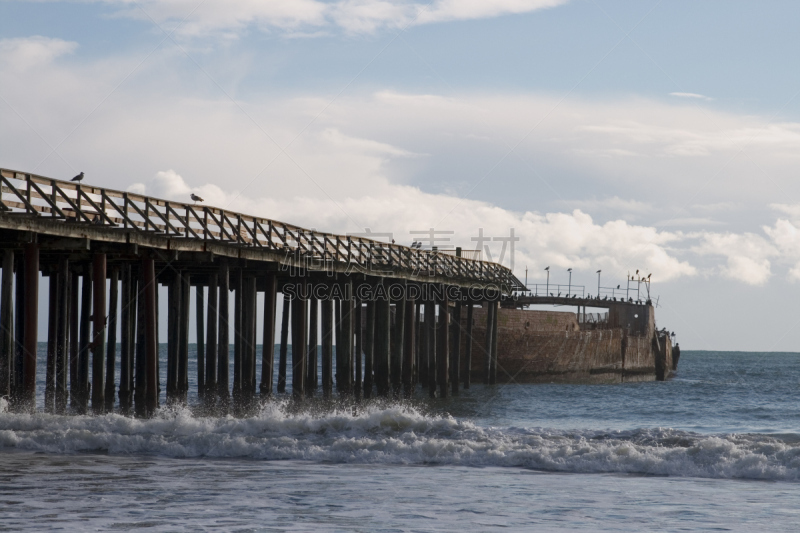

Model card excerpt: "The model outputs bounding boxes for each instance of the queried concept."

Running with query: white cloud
[669,92,713,101]
[692,232,776,284]
[0,36,77,70]
[87,0,568,37]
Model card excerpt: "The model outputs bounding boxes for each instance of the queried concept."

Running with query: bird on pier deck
[71,172,84,182]
[190,193,205,204]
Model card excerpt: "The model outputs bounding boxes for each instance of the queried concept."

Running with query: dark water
[1,350,799,531]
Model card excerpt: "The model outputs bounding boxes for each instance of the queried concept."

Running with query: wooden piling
[413,301,421,389]
[13,254,24,405]
[334,296,342,392]
[354,299,362,398]
[0,251,12,400]
[242,276,257,404]
[134,267,147,417]
[142,257,158,416]
[259,273,276,397]
[119,264,133,414]
[306,296,318,394]
[45,272,58,412]
[104,266,119,412]
[437,294,449,399]
[425,299,436,398]
[363,300,374,399]
[391,295,405,397]
[233,269,242,406]
[374,288,391,397]
[340,284,353,396]
[484,301,494,385]
[205,273,218,404]
[278,294,289,394]
[402,294,415,398]
[69,271,79,410]
[22,243,39,411]
[166,274,180,404]
[179,272,190,403]
[217,261,230,407]
[450,301,461,395]
[463,303,473,389]
[91,252,106,414]
[290,289,307,399]
[490,300,499,385]
[195,284,205,399]
[56,258,69,414]
[321,297,333,398]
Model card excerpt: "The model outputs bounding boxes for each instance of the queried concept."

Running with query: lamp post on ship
[596,270,601,299]
[567,268,573,297]
[545,266,550,297]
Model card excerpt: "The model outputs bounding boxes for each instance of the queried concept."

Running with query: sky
[2,0,800,350]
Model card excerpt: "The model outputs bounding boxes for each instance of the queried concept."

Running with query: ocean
[1,349,799,531]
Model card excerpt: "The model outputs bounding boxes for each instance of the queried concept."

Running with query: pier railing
[0,168,524,290]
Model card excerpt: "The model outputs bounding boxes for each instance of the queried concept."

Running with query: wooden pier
[0,168,523,415]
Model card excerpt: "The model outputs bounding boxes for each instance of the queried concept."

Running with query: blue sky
[3,0,800,349]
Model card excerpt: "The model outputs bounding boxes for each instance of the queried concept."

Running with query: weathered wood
[166,274,180,404]
[363,300,374,399]
[438,295,449,398]
[69,270,80,410]
[374,288,391,397]
[278,294,289,394]
[484,302,494,385]
[290,289,306,399]
[391,296,405,397]
[0,251,12,400]
[104,267,118,412]
[340,284,353,396]
[402,294,415,398]
[119,264,133,413]
[321,297,333,398]
[142,257,158,416]
[205,273,218,404]
[233,268,242,406]
[22,243,38,411]
[242,276,257,403]
[306,296,318,394]
[259,273,276,397]
[413,301,421,389]
[55,257,69,413]
[490,300,499,385]
[179,272,190,403]
[334,296,342,392]
[134,266,147,417]
[354,300,362,398]
[45,271,58,412]
[450,301,461,395]
[426,299,436,398]
[91,252,106,414]
[217,261,230,407]
[13,254,24,405]
[464,303,473,389]
[195,284,205,399]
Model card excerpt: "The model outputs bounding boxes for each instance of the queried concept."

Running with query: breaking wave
[1,403,799,481]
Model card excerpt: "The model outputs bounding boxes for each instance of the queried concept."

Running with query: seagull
[550,293,554,297]
[616,284,620,289]
[557,292,561,297]
[190,193,205,204]
[71,172,84,182]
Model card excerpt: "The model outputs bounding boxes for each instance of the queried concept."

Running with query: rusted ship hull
[465,304,675,384]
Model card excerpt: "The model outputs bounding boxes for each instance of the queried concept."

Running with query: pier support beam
[278,294,289,394]
[321,297,333,398]
[56,258,69,414]
[143,256,158,416]
[463,303,473,389]
[91,252,106,414]
[0,251,13,401]
[290,287,307,399]
[484,301,495,385]
[390,292,405,397]
[104,266,118,412]
[259,273,276,397]
[205,273,218,405]
[425,298,436,398]
[450,301,461,395]
[306,296,318,395]
[402,294,415,398]
[119,264,134,414]
[354,299,362,398]
[374,286,391,397]
[45,271,58,412]
[363,300,374,399]
[196,284,205,400]
[437,294,449,399]
[217,261,230,408]
[179,272,190,403]
[166,274,180,404]
[233,269,242,407]
[22,243,39,411]
[134,267,147,417]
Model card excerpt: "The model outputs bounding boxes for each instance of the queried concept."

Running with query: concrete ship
[466,299,678,384]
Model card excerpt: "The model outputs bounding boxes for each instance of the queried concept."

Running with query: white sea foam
[1,403,799,481]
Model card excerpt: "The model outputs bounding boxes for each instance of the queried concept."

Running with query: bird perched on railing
[190,193,204,204]
[71,172,84,182]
